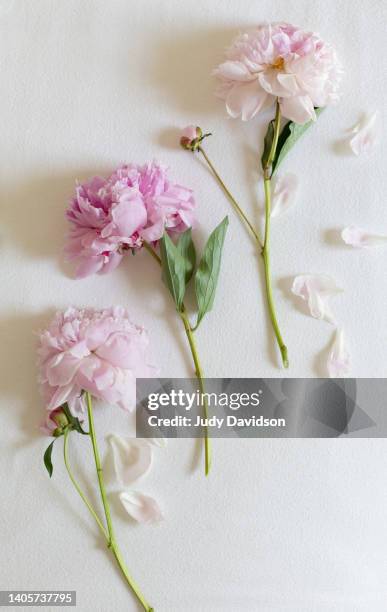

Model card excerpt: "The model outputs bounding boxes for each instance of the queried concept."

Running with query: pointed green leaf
[160,232,186,311]
[62,403,88,435]
[271,107,324,175]
[194,216,229,328]
[261,119,274,170]
[176,228,196,283]
[43,440,55,477]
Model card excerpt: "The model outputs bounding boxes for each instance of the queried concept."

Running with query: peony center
[271,57,285,70]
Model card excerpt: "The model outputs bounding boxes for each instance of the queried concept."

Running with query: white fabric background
[1,1,387,610]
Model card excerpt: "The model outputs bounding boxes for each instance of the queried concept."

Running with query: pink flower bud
[180,125,202,150]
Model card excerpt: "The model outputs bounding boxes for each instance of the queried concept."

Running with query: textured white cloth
[1,1,386,610]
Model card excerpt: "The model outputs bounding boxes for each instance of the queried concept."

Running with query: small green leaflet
[271,108,324,175]
[194,216,229,329]
[62,403,88,435]
[176,228,196,284]
[261,119,275,170]
[160,232,187,311]
[43,440,55,477]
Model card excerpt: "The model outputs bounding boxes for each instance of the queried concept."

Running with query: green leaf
[176,228,196,284]
[43,440,55,477]
[160,232,187,311]
[261,119,274,170]
[62,403,88,435]
[194,216,229,328]
[271,107,324,175]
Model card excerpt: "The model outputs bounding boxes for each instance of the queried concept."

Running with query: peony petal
[140,218,165,243]
[271,174,299,218]
[110,195,147,237]
[226,81,271,121]
[279,95,316,124]
[47,383,74,411]
[277,73,300,96]
[217,60,252,82]
[147,436,167,448]
[75,256,104,279]
[327,329,350,378]
[99,251,123,275]
[291,274,342,324]
[107,434,153,486]
[119,490,163,524]
[349,112,378,156]
[341,226,387,248]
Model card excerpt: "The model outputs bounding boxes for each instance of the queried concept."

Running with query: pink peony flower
[65,162,195,278]
[38,306,156,414]
[214,22,342,124]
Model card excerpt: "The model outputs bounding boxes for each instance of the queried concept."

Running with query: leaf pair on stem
[160,216,229,327]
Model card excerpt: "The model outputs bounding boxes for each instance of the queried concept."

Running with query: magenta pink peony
[38,306,155,415]
[65,162,195,278]
[214,22,342,124]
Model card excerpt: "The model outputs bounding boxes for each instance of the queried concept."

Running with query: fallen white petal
[271,174,299,218]
[349,112,378,156]
[107,435,152,486]
[341,226,387,248]
[291,274,342,324]
[147,437,167,448]
[119,491,163,524]
[327,329,351,378]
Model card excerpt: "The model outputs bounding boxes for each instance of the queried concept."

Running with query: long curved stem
[86,392,154,612]
[262,102,289,368]
[197,145,262,247]
[63,429,108,539]
[179,307,210,475]
[143,242,211,475]
[262,179,288,368]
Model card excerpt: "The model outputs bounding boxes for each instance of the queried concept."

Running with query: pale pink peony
[38,306,156,415]
[214,22,342,124]
[65,162,195,278]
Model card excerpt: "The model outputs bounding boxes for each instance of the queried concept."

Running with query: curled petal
[291,274,342,324]
[349,112,378,156]
[119,490,163,524]
[279,95,316,124]
[75,256,104,279]
[226,81,271,121]
[341,226,387,248]
[271,174,299,218]
[107,434,153,486]
[147,436,167,448]
[327,329,350,378]
[216,60,253,82]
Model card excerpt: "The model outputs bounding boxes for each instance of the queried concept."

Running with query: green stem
[63,428,108,539]
[86,392,153,612]
[197,145,262,247]
[179,308,211,476]
[143,242,211,475]
[262,101,289,368]
[265,101,282,177]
